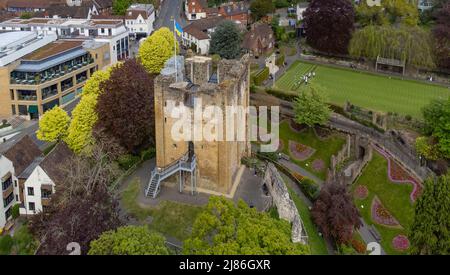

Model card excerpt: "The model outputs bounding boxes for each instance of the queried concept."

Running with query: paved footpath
[279,159,324,186]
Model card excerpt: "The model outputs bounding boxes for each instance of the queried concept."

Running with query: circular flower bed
[354,185,369,199]
[289,140,315,161]
[392,235,410,251]
[311,159,325,172]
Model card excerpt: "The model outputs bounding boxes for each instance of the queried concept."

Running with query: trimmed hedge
[276,54,285,67]
[252,67,270,86]
[117,154,141,170]
[265,87,297,101]
[298,178,320,201]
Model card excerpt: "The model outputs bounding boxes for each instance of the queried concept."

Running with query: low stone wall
[263,163,308,244]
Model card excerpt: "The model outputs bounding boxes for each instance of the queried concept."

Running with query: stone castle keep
[146,55,251,198]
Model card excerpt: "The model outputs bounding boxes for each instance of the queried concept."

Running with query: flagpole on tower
[172,16,177,82]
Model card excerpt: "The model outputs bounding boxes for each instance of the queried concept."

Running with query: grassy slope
[276,61,450,118]
[279,121,346,180]
[121,178,203,241]
[353,152,415,255]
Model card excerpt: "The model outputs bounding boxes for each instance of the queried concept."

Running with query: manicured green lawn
[276,61,450,118]
[353,151,415,255]
[279,120,346,180]
[121,178,204,241]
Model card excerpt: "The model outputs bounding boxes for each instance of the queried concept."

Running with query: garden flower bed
[392,235,410,251]
[371,196,401,228]
[373,146,423,202]
[311,159,325,172]
[289,140,316,161]
[354,185,369,199]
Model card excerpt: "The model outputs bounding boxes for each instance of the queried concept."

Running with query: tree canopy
[409,174,450,255]
[303,0,355,55]
[311,182,362,244]
[249,0,275,21]
[88,226,169,255]
[65,94,99,154]
[29,144,121,255]
[355,0,419,27]
[293,84,331,127]
[95,59,155,153]
[82,69,111,97]
[209,20,242,59]
[183,196,309,255]
[138,27,178,74]
[349,25,435,68]
[433,3,450,69]
[421,97,450,158]
[36,106,70,142]
[112,0,132,15]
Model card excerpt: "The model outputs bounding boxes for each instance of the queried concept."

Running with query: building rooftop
[23,40,84,61]
[0,31,35,49]
[0,17,125,28]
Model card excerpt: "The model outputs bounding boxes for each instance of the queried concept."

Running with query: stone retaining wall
[263,163,308,244]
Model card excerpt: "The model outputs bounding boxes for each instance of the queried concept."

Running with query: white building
[124,4,155,37]
[182,17,224,55]
[185,0,208,21]
[0,135,42,231]
[0,17,130,64]
[296,3,308,21]
[20,143,73,215]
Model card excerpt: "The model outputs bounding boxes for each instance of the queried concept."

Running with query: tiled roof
[6,0,52,9]
[1,135,42,176]
[183,16,225,40]
[40,142,74,185]
[242,23,274,50]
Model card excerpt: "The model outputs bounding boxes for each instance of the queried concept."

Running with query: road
[155,0,187,30]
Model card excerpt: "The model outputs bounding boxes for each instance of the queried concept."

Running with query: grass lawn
[353,151,415,255]
[275,61,450,118]
[281,175,328,255]
[121,178,204,242]
[279,120,346,180]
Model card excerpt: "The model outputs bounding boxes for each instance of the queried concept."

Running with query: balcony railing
[17,94,38,101]
[10,57,95,86]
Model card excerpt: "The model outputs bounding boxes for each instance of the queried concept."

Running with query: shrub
[265,87,297,101]
[298,178,320,200]
[11,204,20,219]
[140,147,156,161]
[0,235,13,255]
[252,67,270,86]
[405,115,412,121]
[276,54,285,67]
[117,154,141,170]
[351,238,366,254]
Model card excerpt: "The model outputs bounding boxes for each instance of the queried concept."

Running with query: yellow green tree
[138,27,179,74]
[82,69,111,97]
[65,94,98,154]
[36,106,70,142]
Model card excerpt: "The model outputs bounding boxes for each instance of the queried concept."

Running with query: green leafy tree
[249,0,275,21]
[36,106,70,142]
[349,25,435,68]
[138,27,178,74]
[210,20,242,59]
[88,226,169,255]
[82,69,111,97]
[415,136,441,161]
[409,174,450,255]
[113,0,132,15]
[183,196,309,255]
[422,97,450,158]
[293,85,331,127]
[355,0,418,27]
[65,94,98,154]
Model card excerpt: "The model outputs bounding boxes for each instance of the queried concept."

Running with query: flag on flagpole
[175,21,183,36]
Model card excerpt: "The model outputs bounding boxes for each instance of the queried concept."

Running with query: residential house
[182,16,225,54]
[242,23,275,56]
[0,134,41,231]
[185,0,209,21]
[296,2,308,21]
[124,4,155,37]
[21,142,74,215]
[217,2,249,26]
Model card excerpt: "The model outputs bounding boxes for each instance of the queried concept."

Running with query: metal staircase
[145,153,197,198]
